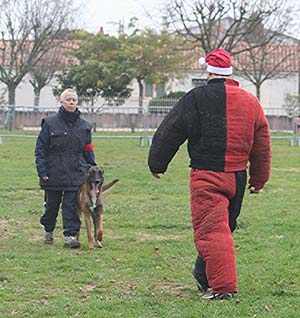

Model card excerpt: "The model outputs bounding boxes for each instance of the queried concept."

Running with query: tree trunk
[7,85,16,130]
[298,69,300,96]
[255,84,261,101]
[137,78,144,114]
[8,85,16,105]
[34,87,41,106]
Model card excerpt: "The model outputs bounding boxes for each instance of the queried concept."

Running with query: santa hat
[199,49,232,75]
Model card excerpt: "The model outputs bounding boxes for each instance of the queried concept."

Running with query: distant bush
[283,94,300,116]
[164,91,186,99]
[148,91,186,113]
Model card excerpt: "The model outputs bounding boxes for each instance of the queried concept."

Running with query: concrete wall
[2,109,294,132]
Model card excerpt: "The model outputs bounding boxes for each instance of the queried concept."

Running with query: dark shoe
[202,292,235,300]
[64,236,80,249]
[43,231,54,245]
[192,268,209,292]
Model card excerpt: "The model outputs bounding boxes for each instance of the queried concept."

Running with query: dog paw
[95,241,103,248]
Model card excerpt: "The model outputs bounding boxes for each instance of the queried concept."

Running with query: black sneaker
[202,292,235,300]
[64,236,80,249]
[192,268,209,292]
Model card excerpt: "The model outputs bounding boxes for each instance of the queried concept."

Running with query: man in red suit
[148,49,271,300]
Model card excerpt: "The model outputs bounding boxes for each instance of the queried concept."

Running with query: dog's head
[86,165,104,194]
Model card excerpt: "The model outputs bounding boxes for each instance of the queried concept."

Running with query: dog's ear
[86,164,92,172]
[99,166,104,174]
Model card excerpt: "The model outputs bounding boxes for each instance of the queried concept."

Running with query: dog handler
[148,49,271,300]
[35,88,96,248]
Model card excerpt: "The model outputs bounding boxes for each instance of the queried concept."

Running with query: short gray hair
[60,88,78,101]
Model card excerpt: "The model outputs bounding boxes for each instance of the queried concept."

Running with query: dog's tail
[102,179,119,192]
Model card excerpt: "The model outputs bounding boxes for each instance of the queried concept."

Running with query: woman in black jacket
[35,88,96,248]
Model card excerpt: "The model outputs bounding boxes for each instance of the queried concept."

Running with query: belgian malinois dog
[77,165,118,249]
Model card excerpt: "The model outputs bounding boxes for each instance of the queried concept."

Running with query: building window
[192,78,207,87]
[145,82,153,97]
[156,83,166,97]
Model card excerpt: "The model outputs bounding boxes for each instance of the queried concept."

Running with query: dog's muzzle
[92,182,100,194]
[91,179,104,194]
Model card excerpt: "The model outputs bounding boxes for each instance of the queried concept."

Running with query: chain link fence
[0,102,299,145]
[0,100,178,132]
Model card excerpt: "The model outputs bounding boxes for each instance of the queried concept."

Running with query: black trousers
[193,170,247,288]
[40,190,81,237]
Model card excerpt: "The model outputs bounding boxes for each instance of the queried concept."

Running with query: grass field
[0,133,300,317]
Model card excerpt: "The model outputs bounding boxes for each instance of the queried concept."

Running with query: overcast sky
[79,0,169,34]
[79,0,299,38]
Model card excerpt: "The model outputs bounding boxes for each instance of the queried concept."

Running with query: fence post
[291,115,300,146]
[141,99,150,146]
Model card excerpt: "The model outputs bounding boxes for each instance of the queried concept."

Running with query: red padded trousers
[190,169,238,294]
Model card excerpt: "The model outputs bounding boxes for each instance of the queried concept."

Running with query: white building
[0,44,299,117]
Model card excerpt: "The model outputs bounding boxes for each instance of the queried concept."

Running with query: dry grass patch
[137,231,183,241]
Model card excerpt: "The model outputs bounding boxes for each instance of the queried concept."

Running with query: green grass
[0,134,300,317]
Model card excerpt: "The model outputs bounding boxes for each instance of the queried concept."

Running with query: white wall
[166,71,299,112]
[0,70,298,112]
[0,73,59,106]
[261,74,298,108]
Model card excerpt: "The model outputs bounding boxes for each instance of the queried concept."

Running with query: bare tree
[166,0,294,55]
[29,42,77,105]
[234,42,300,100]
[0,0,77,106]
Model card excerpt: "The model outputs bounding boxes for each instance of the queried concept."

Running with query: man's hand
[42,176,49,181]
[249,186,260,194]
[151,172,161,179]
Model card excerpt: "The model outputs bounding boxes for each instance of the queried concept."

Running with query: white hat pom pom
[199,57,206,65]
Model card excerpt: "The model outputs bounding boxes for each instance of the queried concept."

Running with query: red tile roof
[0,40,79,67]
[191,44,299,73]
